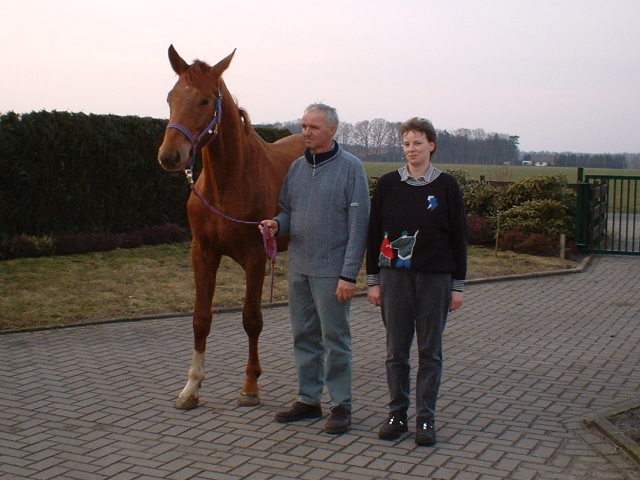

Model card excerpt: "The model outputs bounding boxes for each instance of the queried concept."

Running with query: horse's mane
[185,60,253,134]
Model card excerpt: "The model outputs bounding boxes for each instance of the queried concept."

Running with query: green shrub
[487,175,576,248]
[497,199,574,237]
[369,177,379,199]
[502,175,575,213]
[254,125,293,143]
[463,181,503,216]
[446,169,505,216]
[445,169,472,187]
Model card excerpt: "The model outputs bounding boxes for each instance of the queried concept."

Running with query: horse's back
[272,132,305,148]
[268,133,306,163]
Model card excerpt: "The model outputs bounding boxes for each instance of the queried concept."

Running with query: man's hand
[259,219,278,237]
[336,279,356,302]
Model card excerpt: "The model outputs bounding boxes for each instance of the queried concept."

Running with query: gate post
[575,168,590,253]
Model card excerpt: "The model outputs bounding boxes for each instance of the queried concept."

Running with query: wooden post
[559,234,566,259]
[494,212,500,256]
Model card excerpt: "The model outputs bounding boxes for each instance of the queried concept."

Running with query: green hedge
[0,111,290,239]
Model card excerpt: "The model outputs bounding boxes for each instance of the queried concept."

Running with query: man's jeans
[289,271,353,409]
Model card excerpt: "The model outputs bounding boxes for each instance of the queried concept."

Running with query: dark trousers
[379,269,451,419]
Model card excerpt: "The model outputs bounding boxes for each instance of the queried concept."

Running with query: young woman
[366,117,467,446]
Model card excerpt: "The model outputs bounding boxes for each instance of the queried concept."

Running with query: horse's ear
[168,44,189,74]
[211,49,237,77]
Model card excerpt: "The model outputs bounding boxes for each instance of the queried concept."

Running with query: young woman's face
[403,130,436,169]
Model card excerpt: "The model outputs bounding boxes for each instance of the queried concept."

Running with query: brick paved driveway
[1,255,639,479]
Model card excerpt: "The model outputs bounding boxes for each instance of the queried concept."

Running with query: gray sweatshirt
[274,144,370,282]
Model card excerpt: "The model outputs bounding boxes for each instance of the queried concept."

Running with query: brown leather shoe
[275,402,322,423]
[325,405,351,434]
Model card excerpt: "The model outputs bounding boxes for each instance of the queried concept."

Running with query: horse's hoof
[174,396,199,410]
[237,393,260,407]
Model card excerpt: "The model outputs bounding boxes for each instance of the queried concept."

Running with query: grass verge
[1,243,579,331]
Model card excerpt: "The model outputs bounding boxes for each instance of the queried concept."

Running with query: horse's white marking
[178,349,205,399]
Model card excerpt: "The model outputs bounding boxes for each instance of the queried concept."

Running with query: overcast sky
[1,0,639,153]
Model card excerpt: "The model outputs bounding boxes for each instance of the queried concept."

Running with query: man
[260,103,370,434]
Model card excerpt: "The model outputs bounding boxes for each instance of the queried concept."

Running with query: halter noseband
[166,91,224,183]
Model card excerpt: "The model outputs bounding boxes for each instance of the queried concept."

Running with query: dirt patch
[609,407,640,443]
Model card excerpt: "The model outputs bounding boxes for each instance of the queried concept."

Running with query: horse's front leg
[174,247,221,410]
[237,256,266,406]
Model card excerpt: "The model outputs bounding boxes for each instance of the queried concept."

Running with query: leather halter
[166,91,223,171]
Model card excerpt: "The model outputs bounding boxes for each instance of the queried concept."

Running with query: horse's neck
[201,119,254,196]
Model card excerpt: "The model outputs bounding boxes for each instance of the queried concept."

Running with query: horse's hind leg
[174,247,221,410]
[237,257,266,406]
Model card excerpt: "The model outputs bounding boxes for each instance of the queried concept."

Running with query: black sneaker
[378,410,408,440]
[415,416,436,446]
[275,402,322,423]
[325,405,351,434]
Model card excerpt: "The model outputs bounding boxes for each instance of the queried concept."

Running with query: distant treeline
[524,151,634,169]
[278,118,521,165]
[435,130,520,166]
[275,118,636,169]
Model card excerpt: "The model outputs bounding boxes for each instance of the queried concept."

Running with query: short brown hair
[400,117,437,156]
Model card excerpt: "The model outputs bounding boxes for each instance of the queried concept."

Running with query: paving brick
[1,255,640,479]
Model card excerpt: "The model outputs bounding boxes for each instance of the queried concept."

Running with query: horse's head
[158,45,235,172]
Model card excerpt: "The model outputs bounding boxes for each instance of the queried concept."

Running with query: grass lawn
[0,243,579,332]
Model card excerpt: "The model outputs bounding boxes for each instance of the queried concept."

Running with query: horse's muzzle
[157,150,184,171]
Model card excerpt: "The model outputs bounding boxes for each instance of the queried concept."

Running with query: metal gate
[576,168,640,255]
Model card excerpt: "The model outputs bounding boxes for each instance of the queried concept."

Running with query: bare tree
[354,120,372,159]
[454,128,472,139]
[370,118,388,157]
[385,121,403,162]
[472,128,487,141]
[336,122,354,146]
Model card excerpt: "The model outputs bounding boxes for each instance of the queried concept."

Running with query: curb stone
[586,398,640,467]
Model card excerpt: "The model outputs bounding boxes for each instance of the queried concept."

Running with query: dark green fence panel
[577,168,639,255]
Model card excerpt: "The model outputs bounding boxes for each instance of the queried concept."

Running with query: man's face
[302,110,337,154]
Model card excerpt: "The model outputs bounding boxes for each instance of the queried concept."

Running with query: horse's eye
[200,98,210,106]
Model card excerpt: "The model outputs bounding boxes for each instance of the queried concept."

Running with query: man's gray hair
[304,103,339,128]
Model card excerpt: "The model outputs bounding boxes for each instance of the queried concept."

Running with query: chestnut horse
[157,45,305,409]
